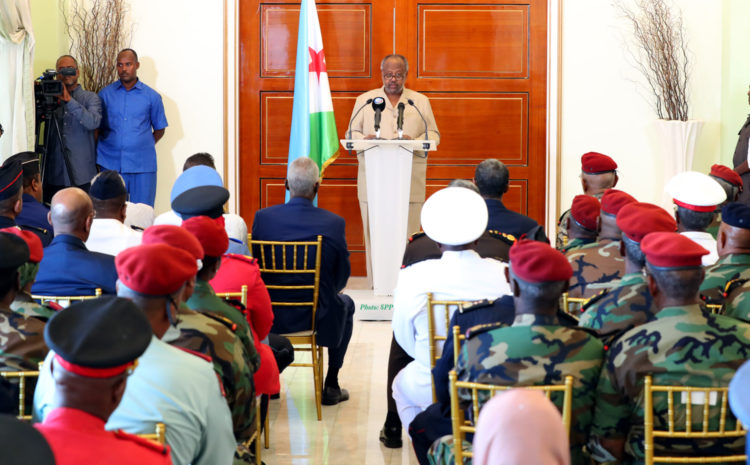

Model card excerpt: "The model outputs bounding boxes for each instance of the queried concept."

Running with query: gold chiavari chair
[216,284,248,307]
[560,292,586,319]
[135,422,167,445]
[32,288,102,307]
[426,293,472,402]
[0,369,40,421]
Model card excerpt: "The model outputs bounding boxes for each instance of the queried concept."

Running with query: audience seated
[2,228,56,319]
[252,157,355,405]
[5,152,53,246]
[32,188,118,296]
[707,164,743,238]
[556,152,618,250]
[34,297,173,465]
[566,189,636,298]
[562,194,600,253]
[124,201,155,231]
[579,203,677,339]
[35,242,236,465]
[589,232,750,463]
[0,414,56,465]
[0,159,25,232]
[85,170,143,256]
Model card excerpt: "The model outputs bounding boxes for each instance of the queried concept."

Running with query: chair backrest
[135,422,167,445]
[427,293,473,402]
[449,370,573,464]
[216,284,248,307]
[560,292,586,318]
[250,236,323,333]
[452,325,465,367]
[32,288,102,308]
[0,369,40,421]
[643,375,747,465]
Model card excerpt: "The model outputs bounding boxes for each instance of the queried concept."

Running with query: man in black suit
[474,158,539,239]
[251,157,354,405]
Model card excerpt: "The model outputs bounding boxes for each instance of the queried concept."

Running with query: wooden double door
[238,0,548,275]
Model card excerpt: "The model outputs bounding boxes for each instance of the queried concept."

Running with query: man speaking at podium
[347,54,440,282]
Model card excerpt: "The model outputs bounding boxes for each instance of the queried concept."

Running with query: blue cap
[722,202,750,230]
[90,170,128,200]
[170,166,229,219]
[729,359,750,426]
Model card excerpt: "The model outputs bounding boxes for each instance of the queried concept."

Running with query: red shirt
[35,407,173,465]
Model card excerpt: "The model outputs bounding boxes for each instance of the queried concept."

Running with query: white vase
[653,119,703,208]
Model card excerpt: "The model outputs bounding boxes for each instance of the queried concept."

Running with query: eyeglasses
[383,73,405,81]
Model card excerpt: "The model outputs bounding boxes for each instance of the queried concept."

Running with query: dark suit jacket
[251,197,350,347]
[485,198,539,239]
[16,194,54,246]
[31,234,117,296]
[733,115,750,204]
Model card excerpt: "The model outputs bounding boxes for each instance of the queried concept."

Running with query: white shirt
[680,231,719,266]
[392,249,511,368]
[85,218,142,256]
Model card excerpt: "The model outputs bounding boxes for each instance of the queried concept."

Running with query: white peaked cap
[421,186,488,246]
[665,171,726,211]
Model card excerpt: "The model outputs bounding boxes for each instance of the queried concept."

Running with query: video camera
[34,68,76,110]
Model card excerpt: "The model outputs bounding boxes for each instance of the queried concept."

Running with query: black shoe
[321,386,350,405]
[270,393,280,400]
[379,425,402,448]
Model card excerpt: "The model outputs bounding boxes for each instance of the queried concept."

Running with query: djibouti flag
[286,0,338,202]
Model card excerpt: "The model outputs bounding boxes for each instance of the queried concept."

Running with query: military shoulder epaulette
[114,429,169,455]
[408,231,427,242]
[459,299,493,313]
[487,230,515,245]
[466,321,505,339]
[203,311,238,332]
[581,289,610,311]
[724,277,750,299]
[19,224,48,235]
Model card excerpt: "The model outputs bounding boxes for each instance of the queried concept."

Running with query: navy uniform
[34,296,172,465]
[0,158,24,231]
[484,197,539,239]
[4,152,53,246]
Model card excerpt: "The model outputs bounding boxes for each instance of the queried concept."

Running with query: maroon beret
[600,189,637,216]
[142,225,204,261]
[0,227,43,263]
[181,216,229,258]
[581,152,617,174]
[710,164,743,190]
[116,244,197,295]
[509,239,572,282]
[640,232,708,268]
[570,195,600,231]
[616,203,676,243]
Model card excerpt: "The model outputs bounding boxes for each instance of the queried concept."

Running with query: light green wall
[31,1,68,77]
[720,0,750,165]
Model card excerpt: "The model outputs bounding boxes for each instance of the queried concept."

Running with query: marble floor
[264,320,419,465]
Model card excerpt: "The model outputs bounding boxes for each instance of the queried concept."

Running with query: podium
[341,139,437,295]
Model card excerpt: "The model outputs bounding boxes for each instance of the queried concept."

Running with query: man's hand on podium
[364,134,377,140]
[395,135,412,140]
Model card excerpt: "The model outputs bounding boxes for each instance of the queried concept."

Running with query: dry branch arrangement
[617,0,690,121]
[61,0,131,94]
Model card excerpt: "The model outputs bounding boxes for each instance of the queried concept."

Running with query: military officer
[433,239,604,464]
[589,232,750,463]
[34,243,236,465]
[5,152,53,246]
[556,152,618,250]
[567,189,636,298]
[34,296,173,465]
[0,159,25,231]
[665,171,726,266]
[0,232,48,372]
[579,203,676,339]
[561,194,600,253]
[707,164,743,238]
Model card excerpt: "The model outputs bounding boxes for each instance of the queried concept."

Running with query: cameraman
[44,55,101,203]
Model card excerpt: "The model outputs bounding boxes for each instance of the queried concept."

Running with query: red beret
[210,254,260,292]
[640,232,709,268]
[142,225,204,261]
[616,203,676,243]
[0,227,42,263]
[509,239,572,282]
[581,152,617,174]
[181,216,228,258]
[600,189,636,216]
[570,195,600,231]
[710,164,743,190]
[116,244,197,295]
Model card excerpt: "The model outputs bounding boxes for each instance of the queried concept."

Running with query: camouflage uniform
[579,273,657,341]
[590,305,750,463]
[723,280,750,323]
[566,239,625,299]
[10,293,56,320]
[0,308,48,371]
[556,209,572,251]
[163,303,257,441]
[560,236,596,254]
[699,254,750,304]
[428,313,605,464]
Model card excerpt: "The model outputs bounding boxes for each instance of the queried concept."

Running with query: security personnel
[34,296,173,465]
[589,232,750,463]
[1,227,56,319]
[430,239,604,464]
[579,203,676,338]
[0,159,24,230]
[5,152,53,246]
[665,171,726,266]
[567,189,636,298]
[557,152,618,250]
[707,164,743,238]
[561,194,600,253]
[34,243,236,465]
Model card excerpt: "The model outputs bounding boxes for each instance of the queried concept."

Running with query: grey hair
[509,270,567,303]
[287,157,320,198]
[380,54,409,73]
[448,179,479,193]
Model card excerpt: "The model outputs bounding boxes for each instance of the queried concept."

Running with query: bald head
[581,172,617,196]
[49,188,94,240]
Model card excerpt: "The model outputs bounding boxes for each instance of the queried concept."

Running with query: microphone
[397,102,405,139]
[346,98,373,140]
[407,99,429,142]
[372,97,386,138]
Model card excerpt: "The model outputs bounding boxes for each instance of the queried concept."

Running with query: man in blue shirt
[44,55,101,202]
[97,49,168,207]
